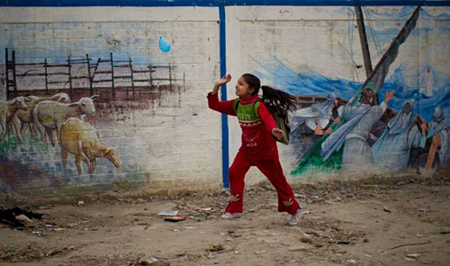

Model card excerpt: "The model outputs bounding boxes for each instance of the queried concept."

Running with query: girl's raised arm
[207,74,236,116]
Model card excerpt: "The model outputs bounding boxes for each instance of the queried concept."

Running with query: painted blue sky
[255,57,450,126]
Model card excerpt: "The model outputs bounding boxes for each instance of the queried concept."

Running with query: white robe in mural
[372,101,414,171]
[340,103,387,172]
[290,93,336,134]
[418,70,434,97]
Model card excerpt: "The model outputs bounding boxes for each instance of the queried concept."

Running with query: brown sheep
[0,97,28,141]
[60,117,120,175]
[33,95,98,150]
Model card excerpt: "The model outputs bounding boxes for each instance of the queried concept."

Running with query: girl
[207,73,302,226]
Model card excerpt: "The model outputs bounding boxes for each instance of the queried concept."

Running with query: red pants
[225,150,300,215]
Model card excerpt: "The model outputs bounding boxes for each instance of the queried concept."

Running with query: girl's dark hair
[241,73,297,115]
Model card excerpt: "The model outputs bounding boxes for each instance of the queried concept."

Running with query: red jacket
[208,92,279,160]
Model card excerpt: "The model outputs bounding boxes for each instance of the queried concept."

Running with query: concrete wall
[226,6,450,182]
[0,7,223,202]
[0,3,449,202]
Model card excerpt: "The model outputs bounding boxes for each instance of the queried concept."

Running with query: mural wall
[227,6,449,180]
[0,7,222,201]
[0,4,449,201]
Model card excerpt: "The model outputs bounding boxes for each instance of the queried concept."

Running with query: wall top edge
[1,0,450,7]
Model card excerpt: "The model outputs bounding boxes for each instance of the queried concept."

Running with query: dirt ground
[1,171,450,266]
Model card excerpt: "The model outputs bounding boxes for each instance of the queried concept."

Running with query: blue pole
[219,5,230,189]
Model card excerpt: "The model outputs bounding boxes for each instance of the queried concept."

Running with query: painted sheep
[0,97,28,141]
[60,117,120,175]
[12,93,71,140]
[33,95,99,150]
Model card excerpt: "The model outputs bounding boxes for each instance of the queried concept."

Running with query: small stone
[137,198,147,203]
[301,236,313,244]
[32,231,46,237]
[347,259,356,264]
[46,249,62,257]
[137,259,152,265]
[77,201,85,206]
[406,253,421,259]
[288,244,308,252]
[383,206,391,213]
[66,223,78,228]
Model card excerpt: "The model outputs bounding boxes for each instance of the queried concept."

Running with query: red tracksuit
[208,92,300,214]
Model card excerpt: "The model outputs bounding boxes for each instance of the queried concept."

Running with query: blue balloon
[159,37,171,53]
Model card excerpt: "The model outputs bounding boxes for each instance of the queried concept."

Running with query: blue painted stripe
[219,5,230,189]
[1,0,449,7]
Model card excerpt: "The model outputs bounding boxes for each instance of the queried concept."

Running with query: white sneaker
[221,212,243,219]
[288,209,302,226]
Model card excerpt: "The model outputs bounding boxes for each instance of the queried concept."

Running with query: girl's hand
[215,74,232,87]
[271,128,284,140]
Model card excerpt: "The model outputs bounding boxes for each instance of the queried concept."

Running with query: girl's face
[235,76,255,98]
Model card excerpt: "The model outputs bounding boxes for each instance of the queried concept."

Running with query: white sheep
[0,97,28,141]
[12,93,71,140]
[33,95,99,150]
[50,92,70,103]
[60,117,120,175]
